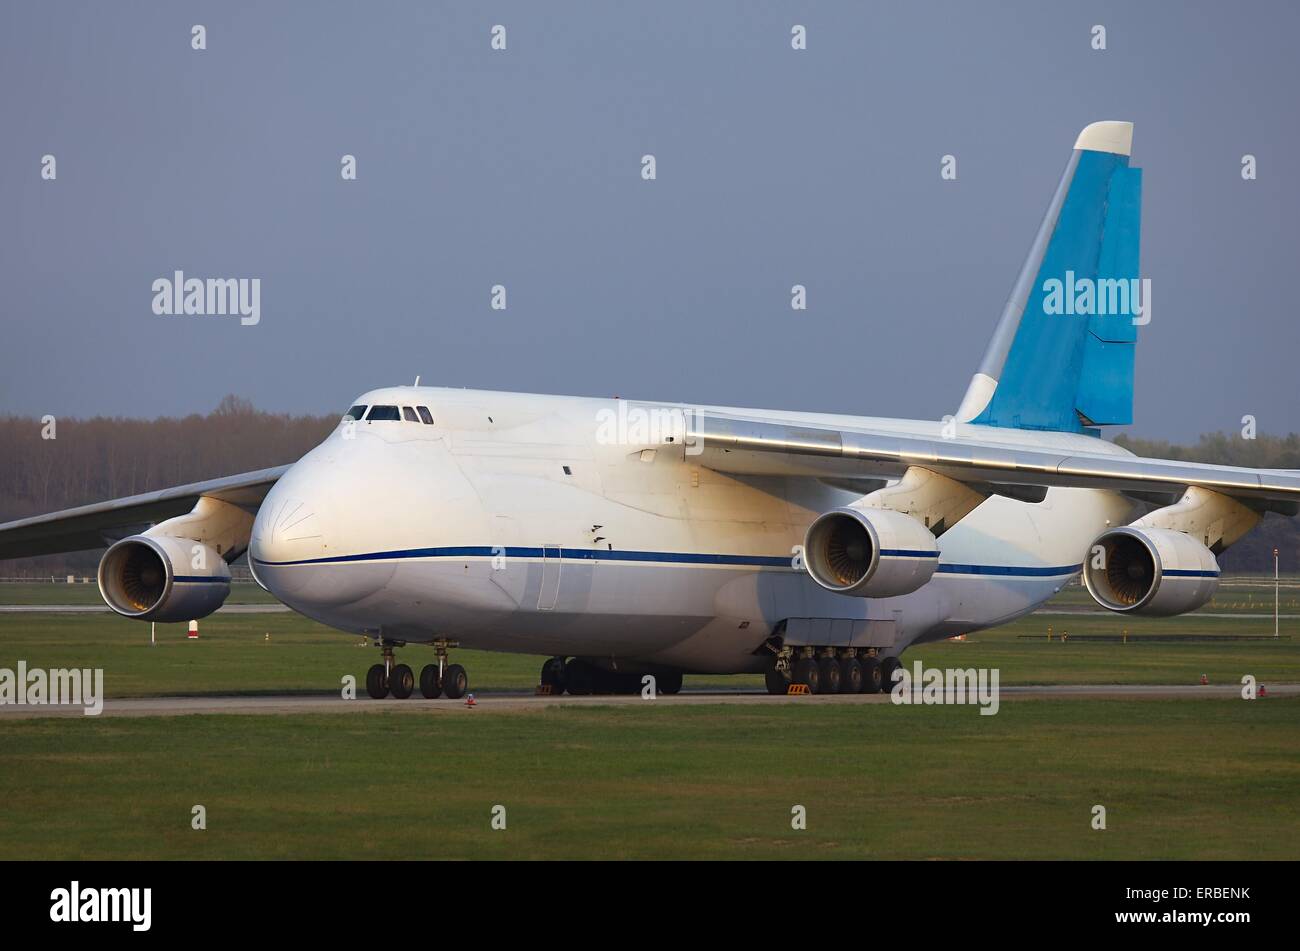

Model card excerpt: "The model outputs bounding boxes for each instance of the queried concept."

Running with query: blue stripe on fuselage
[935,562,1082,577]
[251,545,1080,578]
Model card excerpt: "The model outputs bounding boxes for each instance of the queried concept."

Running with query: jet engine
[803,506,939,598]
[97,535,231,622]
[1082,525,1219,617]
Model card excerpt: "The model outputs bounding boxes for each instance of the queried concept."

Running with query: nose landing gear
[366,637,467,700]
[418,662,442,699]
[365,663,389,699]
[365,640,401,699]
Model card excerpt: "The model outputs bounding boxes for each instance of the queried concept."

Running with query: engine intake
[804,507,939,598]
[1082,526,1219,617]
[98,535,231,622]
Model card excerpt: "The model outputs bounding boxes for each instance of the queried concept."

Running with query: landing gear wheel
[591,668,619,695]
[860,656,883,694]
[389,663,415,699]
[565,660,594,695]
[792,657,821,694]
[838,657,863,694]
[419,664,443,699]
[365,663,389,699]
[656,671,683,695]
[816,657,842,695]
[540,657,567,693]
[880,656,903,691]
[442,663,469,700]
[765,667,790,695]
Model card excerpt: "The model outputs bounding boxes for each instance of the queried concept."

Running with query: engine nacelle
[97,535,231,622]
[803,506,939,598]
[1082,526,1219,617]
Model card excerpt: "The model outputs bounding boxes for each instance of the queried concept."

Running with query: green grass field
[0,581,279,605]
[0,586,1295,697]
[1041,577,1300,616]
[0,700,1295,859]
[1,579,1297,859]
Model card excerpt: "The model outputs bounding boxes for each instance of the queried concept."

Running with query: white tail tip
[1074,120,1133,156]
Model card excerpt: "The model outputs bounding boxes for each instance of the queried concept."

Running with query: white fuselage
[248,386,1135,673]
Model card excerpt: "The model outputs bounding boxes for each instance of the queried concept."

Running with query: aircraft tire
[656,671,683,695]
[860,656,883,694]
[390,664,415,699]
[764,668,789,695]
[442,663,469,700]
[365,663,389,699]
[792,657,820,694]
[540,657,567,693]
[880,656,903,692]
[816,657,841,695]
[838,657,863,694]
[590,668,618,695]
[565,659,594,695]
[419,664,443,699]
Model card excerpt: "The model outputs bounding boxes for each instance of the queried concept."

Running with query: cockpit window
[402,406,419,423]
[366,405,401,421]
[343,405,367,421]
[416,406,434,425]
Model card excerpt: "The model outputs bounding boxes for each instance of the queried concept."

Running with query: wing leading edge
[0,465,289,560]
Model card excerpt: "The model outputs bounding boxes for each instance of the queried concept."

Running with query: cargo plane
[4,121,1296,699]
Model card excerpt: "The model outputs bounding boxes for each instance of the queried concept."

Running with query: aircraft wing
[689,415,1300,514]
[0,465,289,560]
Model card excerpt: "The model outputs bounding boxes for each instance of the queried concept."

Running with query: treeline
[1113,432,1300,469]
[0,396,335,577]
[0,407,1295,576]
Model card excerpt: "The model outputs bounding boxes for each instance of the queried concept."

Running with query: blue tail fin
[955,121,1143,434]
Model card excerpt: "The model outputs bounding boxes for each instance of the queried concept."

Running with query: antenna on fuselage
[413,375,420,386]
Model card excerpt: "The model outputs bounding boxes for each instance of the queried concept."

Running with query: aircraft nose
[249,459,391,608]
[251,476,330,567]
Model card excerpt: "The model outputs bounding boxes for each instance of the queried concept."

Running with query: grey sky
[1,1,1297,442]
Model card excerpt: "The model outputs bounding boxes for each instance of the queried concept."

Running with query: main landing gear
[365,638,468,700]
[541,657,684,696]
[765,647,890,696]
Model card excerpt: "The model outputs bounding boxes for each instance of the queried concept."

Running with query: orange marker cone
[1199,673,1208,685]
[465,693,477,708]
[1259,684,1268,698]
[187,620,199,640]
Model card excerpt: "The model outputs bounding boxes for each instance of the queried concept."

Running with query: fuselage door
[537,545,562,611]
